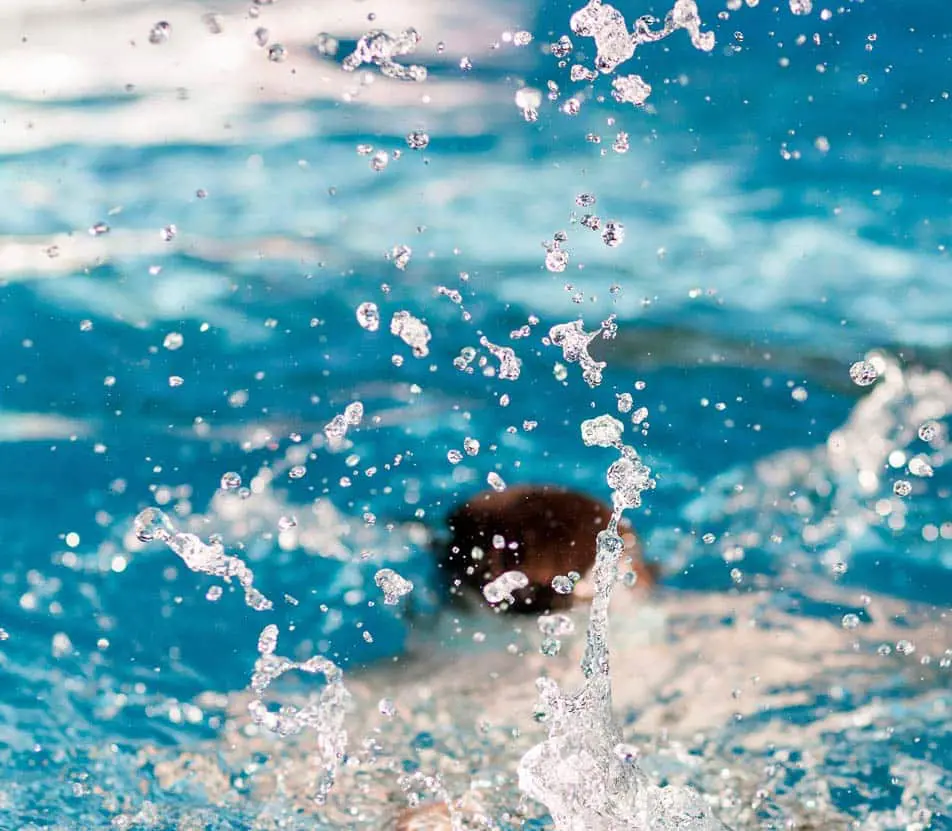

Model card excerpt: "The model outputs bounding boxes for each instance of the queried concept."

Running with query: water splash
[248,624,350,805]
[341,28,427,82]
[518,417,725,830]
[133,508,273,611]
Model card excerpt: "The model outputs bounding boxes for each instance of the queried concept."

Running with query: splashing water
[133,508,273,611]
[374,568,415,605]
[341,28,428,82]
[518,417,725,830]
[248,625,350,805]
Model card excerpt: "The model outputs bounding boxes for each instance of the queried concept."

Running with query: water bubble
[268,44,288,62]
[133,507,174,543]
[896,639,916,655]
[849,360,878,386]
[254,27,270,47]
[581,214,601,231]
[893,479,912,497]
[463,437,480,456]
[163,332,184,351]
[613,132,630,153]
[483,570,529,604]
[370,151,389,171]
[148,21,171,44]
[220,472,241,491]
[356,302,380,332]
[289,465,306,479]
[168,375,184,387]
[576,193,597,208]
[374,568,414,605]
[378,698,396,716]
[789,0,813,13]
[342,28,427,82]
[513,30,534,46]
[447,449,464,465]
[277,515,297,531]
[314,33,339,56]
[487,472,507,492]
[160,224,177,242]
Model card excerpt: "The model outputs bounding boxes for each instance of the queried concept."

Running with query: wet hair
[441,484,655,614]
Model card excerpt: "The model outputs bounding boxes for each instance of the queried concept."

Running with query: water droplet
[148,21,171,44]
[483,570,529,604]
[315,33,339,56]
[918,420,939,442]
[849,360,878,387]
[551,575,574,595]
[545,249,569,273]
[289,465,307,479]
[487,472,507,492]
[893,479,912,497]
[447,449,464,465]
[374,568,414,604]
[220,472,241,491]
[268,44,288,62]
[89,222,110,236]
[406,130,430,150]
[278,515,297,531]
[356,302,380,332]
[841,613,860,629]
[463,437,480,456]
[581,414,624,447]
[163,332,184,351]
[133,507,174,543]
[601,221,625,247]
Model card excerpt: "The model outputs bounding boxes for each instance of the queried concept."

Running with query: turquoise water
[0,0,949,827]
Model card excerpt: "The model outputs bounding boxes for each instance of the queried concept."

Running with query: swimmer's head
[441,484,656,614]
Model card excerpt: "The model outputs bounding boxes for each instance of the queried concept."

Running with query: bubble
[148,21,171,44]
[463,437,480,456]
[613,132,631,153]
[487,472,507,492]
[447,449,464,464]
[133,507,174,543]
[278,515,297,531]
[896,639,916,655]
[314,33,339,56]
[220,472,241,491]
[374,568,414,605]
[893,479,912,497]
[576,193,597,208]
[849,360,878,387]
[289,465,306,479]
[342,28,427,82]
[356,302,380,332]
[258,624,279,656]
[370,151,389,172]
[513,30,534,46]
[483,570,529,604]
[378,698,396,717]
[789,0,813,13]
[163,332,184,351]
[168,375,184,387]
[206,585,223,602]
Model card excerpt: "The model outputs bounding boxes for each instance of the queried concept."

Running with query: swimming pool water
[0,0,949,828]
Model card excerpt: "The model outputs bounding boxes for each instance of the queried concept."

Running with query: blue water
[0,0,950,827]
